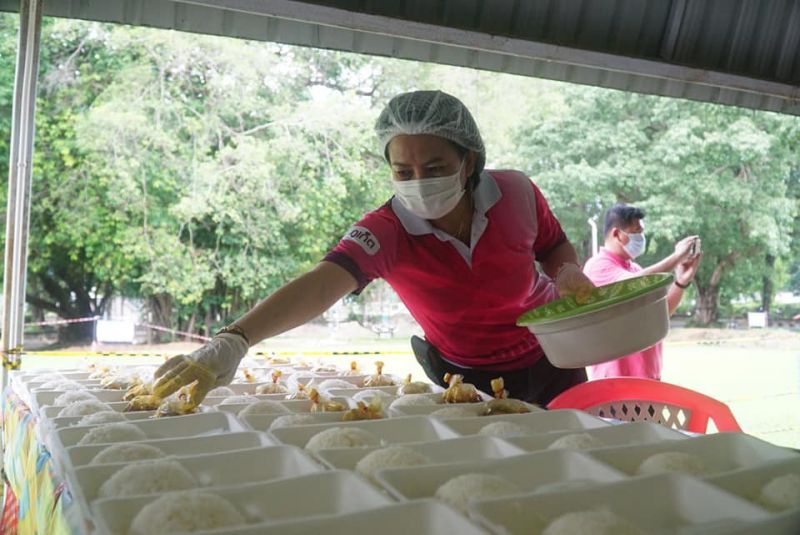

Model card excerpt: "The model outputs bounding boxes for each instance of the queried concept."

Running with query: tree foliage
[0,15,798,343]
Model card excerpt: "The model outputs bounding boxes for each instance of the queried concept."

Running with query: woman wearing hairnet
[151,90,594,406]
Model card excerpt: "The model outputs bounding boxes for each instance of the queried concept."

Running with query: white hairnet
[375,90,486,174]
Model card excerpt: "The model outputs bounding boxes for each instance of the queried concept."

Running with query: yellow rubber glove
[555,263,596,305]
[152,333,248,407]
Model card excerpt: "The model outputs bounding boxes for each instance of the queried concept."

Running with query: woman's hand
[555,263,596,305]
[152,333,248,406]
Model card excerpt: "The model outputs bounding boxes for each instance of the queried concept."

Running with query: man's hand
[674,236,700,261]
[675,252,702,288]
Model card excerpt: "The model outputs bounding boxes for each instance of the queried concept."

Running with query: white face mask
[392,161,466,219]
[622,231,646,258]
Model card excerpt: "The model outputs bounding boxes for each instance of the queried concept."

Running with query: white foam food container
[269,415,460,448]
[49,411,154,429]
[56,411,245,448]
[314,435,527,470]
[242,411,348,432]
[71,445,324,506]
[326,386,401,397]
[201,500,491,535]
[212,396,353,417]
[375,450,625,502]
[470,473,769,535]
[704,509,800,535]
[440,409,610,436]
[36,389,127,407]
[65,431,274,467]
[703,456,800,508]
[42,401,130,419]
[91,470,394,535]
[505,421,687,452]
[587,432,799,477]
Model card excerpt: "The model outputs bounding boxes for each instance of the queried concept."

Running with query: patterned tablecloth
[2,388,82,535]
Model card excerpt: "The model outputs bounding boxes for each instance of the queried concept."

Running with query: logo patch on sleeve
[343,226,381,256]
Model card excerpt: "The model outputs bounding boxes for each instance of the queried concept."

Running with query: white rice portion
[238,400,290,418]
[547,433,605,451]
[77,422,148,446]
[255,383,289,394]
[758,473,800,511]
[398,382,433,395]
[268,414,318,430]
[316,379,357,392]
[98,459,196,499]
[543,509,643,535]
[207,386,236,397]
[57,399,113,418]
[352,389,394,403]
[389,394,438,408]
[219,395,260,405]
[77,411,127,426]
[53,390,97,406]
[38,379,83,391]
[430,405,482,418]
[355,446,431,481]
[636,451,708,477]
[129,491,245,535]
[478,421,532,437]
[305,427,381,451]
[90,443,166,465]
[435,473,521,513]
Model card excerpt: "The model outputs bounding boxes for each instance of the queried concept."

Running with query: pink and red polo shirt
[324,170,567,371]
[582,247,663,380]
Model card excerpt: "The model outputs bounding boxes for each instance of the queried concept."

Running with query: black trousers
[411,335,587,407]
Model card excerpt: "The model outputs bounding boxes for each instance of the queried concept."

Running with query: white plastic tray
[314,435,528,471]
[704,457,800,507]
[92,470,393,535]
[471,473,770,535]
[242,411,346,432]
[72,445,324,505]
[65,431,274,467]
[587,432,799,477]
[269,416,460,448]
[200,500,491,535]
[57,411,245,448]
[440,409,610,436]
[212,396,352,416]
[374,450,625,502]
[505,421,687,452]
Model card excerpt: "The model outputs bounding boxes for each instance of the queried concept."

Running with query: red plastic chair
[547,378,742,434]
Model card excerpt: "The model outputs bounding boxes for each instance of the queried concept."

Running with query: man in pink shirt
[583,204,702,380]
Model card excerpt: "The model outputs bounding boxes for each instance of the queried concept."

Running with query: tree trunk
[762,254,775,314]
[694,285,720,325]
[147,293,173,343]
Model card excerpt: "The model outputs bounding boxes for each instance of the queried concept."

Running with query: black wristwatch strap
[674,280,691,289]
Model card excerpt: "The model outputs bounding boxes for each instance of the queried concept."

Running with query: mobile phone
[690,238,701,256]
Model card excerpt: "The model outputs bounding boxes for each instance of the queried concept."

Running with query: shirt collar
[600,246,632,267]
[391,171,502,236]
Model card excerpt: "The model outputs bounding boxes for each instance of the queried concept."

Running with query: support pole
[2,0,43,386]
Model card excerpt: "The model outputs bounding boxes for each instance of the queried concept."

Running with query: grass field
[13,325,800,448]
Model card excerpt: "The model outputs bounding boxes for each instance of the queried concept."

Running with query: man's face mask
[391,159,466,219]
[621,230,646,259]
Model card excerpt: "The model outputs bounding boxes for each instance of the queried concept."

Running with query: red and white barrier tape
[26,315,99,327]
[140,324,212,342]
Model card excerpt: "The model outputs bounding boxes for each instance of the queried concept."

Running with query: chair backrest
[546,378,742,433]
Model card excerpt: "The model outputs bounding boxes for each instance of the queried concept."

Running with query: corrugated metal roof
[2,0,799,115]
